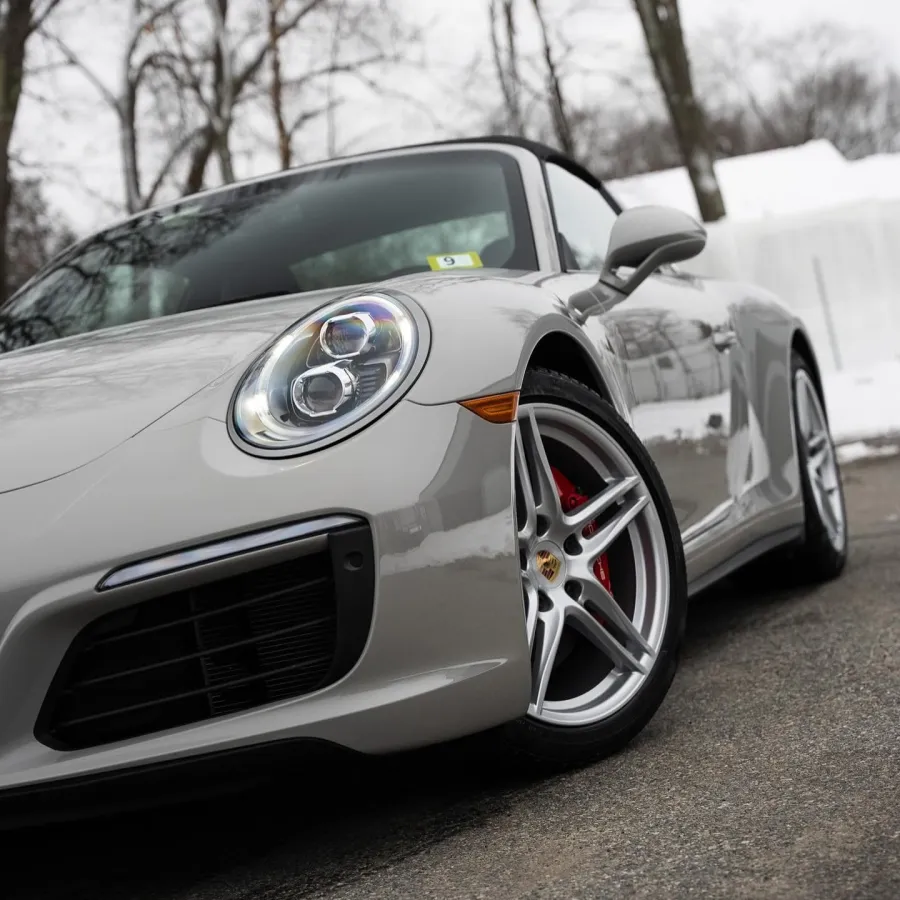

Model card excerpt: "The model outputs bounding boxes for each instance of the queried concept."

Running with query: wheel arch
[525,331,614,405]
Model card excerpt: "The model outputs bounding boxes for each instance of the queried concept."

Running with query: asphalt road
[7,454,900,900]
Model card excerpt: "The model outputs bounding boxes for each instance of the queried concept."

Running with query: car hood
[0,289,348,494]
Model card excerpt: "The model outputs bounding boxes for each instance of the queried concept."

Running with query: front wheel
[498,368,687,769]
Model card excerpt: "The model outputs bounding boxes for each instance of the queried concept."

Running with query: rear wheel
[499,368,687,768]
[789,352,848,582]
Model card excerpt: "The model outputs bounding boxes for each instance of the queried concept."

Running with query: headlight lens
[233,294,419,450]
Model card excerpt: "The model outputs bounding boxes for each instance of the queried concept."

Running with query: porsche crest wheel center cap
[533,542,566,587]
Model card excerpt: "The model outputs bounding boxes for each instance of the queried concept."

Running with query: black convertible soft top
[342,134,623,214]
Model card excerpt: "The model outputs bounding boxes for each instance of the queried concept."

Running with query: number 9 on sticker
[427,252,483,271]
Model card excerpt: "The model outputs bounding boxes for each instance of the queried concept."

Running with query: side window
[545,163,618,271]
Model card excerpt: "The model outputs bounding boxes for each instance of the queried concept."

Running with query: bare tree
[529,0,576,156]
[631,0,725,221]
[489,0,526,137]
[5,175,76,296]
[189,0,375,179]
[42,0,201,213]
[260,0,414,170]
[484,0,581,155]
[266,0,291,169]
[580,17,900,183]
[702,21,900,160]
[0,0,64,295]
[171,0,343,188]
[203,0,235,182]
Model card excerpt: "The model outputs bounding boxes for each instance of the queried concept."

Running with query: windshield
[0,149,536,354]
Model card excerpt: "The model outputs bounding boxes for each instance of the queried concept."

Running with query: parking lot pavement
[6,455,900,900]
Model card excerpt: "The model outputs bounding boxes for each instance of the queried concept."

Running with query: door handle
[713,329,737,352]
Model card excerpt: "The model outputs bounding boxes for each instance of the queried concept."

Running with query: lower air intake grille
[38,523,374,751]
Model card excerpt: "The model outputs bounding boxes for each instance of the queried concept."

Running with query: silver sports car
[0,137,846,809]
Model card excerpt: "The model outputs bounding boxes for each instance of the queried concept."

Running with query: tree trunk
[529,0,575,156]
[0,0,34,298]
[267,0,291,169]
[115,0,144,213]
[183,124,216,196]
[489,0,525,136]
[632,0,726,222]
[208,0,235,183]
[119,83,141,213]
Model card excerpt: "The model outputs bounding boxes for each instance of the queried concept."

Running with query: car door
[543,161,752,550]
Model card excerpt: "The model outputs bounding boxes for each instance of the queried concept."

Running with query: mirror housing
[599,205,707,296]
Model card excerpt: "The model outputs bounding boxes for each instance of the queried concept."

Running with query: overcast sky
[18,0,900,235]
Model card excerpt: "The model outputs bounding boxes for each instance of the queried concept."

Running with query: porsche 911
[0,137,846,815]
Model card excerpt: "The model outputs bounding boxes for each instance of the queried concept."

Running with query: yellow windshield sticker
[427,252,483,271]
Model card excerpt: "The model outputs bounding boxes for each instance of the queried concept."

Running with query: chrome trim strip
[98,514,361,591]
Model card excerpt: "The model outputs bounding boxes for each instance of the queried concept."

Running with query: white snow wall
[678,198,900,374]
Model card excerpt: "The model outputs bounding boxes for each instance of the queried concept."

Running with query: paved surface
[7,455,900,900]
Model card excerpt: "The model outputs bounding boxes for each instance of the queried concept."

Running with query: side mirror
[600,205,707,296]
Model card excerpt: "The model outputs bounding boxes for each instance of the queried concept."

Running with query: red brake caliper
[551,468,614,609]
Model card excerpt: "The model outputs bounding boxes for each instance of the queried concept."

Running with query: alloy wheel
[515,402,670,727]
[795,369,846,553]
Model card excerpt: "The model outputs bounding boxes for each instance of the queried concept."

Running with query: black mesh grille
[38,523,374,751]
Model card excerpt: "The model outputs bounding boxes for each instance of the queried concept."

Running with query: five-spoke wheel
[516,403,668,726]
[499,368,687,768]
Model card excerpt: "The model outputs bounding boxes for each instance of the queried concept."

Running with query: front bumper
[0,399,531,795]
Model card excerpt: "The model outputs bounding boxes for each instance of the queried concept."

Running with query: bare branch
[123,0,185,67]
[142,126,203,207]
[28,0,65,35]
[234,0,331,93]
[41,32,119,109]
[529,0,576,155]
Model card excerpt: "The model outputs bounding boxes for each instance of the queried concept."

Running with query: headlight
[232,294,423,452]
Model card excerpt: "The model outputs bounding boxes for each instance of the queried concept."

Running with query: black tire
[787,351,848,583]
[494,367,688,770]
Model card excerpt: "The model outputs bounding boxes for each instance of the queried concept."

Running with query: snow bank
[824,359,900,444]
[836,441,900,465]
[606,140,857,222]
[847,154,900,203]
[607,140,900,224]
[607,141,900,378]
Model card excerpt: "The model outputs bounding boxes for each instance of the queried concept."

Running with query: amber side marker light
[459,391,520,423]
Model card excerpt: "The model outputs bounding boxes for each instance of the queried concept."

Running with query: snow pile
[607,140,859,222]
[847,154,900,203]
[824,359,900,444]
[836,441,900,465]
[608,140,900,379]
[607,140,900,223]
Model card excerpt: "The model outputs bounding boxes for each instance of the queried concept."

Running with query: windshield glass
[0,149,536,354]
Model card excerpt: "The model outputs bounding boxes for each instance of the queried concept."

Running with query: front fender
[401,273,628,414]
